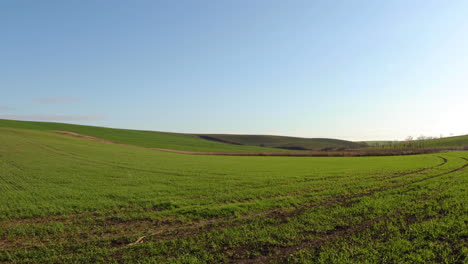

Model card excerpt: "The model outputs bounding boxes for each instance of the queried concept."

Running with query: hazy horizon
[1,1,467,140]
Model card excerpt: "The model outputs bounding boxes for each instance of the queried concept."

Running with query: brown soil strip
[52,131,439,157]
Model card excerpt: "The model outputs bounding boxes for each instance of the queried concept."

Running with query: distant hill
[360,141,398,146]
[0,119,367,153]
[196,134,366,151]
[389,135,468,149]
[0,119,283,153]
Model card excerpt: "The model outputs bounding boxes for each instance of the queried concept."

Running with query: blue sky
[1,0,467,140]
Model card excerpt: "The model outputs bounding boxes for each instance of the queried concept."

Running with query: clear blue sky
[1,0,467,140]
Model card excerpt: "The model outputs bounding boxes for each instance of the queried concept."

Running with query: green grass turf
[0,119,284,152]
[0,126,467,263]
[360,140,398,146]
[196,134,365,150]
[380,135,468,149]
[393,134,468,149]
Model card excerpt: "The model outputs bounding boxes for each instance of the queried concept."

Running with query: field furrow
[0,128,467,263]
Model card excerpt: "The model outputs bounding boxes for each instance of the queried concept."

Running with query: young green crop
[196,134,364,150]
[0,127,466,263]
[0,119,284,152]
[377,134,468,150]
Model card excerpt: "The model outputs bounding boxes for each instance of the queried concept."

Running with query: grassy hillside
[413,134,468,148]
[196,134,366,150]
[0,119,283,152]
[361,140,397,146]
[380,134,468,149]
[0,119,368,152]
[1,126,467,263]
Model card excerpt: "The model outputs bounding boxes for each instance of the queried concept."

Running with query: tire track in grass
[0,155,448,252]
[15,157,447,245]
[0,156,455,252]
[184,155,448,212]
[26,131,452,202]
[236,206,427,264]
[231,156,467,263]
[118,156,456,247]
[222,155,446,202]
[0,160,460,263]
[381,155,447,180]
[23,137,449,216]
[105,156,460,262]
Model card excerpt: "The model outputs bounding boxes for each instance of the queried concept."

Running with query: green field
[390,135,468,149]
[0,119,365,152]
[197,134,365,150]
[0,119,283,153]
[360,140,397,146]
[1,125,467,263]
[365,135,468,149]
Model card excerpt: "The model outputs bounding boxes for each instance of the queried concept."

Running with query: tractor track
[1,137,464,261]
[0,155,458,252]
[232,156,468,263]
[118,156,460,249]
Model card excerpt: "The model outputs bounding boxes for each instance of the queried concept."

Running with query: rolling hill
[196,134,366,150]
[3,119,465,153]
[379,135,468,149]
[0,119,283,153]
[0,122,467,263]
[0,119,365,152]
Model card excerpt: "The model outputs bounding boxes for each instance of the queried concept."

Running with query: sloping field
[0,119,283,152]
[364,135,468,150]
[0,127,467,263]
[196,134,365,150]
[361,140,397,146]
[0,119,365,152]
[394,135,468,149]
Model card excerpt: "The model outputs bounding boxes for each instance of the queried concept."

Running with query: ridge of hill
[196,134,366,150]
[0,119,282,152]
[383,134,468,149]
[0,119,367,152]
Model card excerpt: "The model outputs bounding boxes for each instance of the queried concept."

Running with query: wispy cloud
[0,115,104,121]
[33,97,81,103]
[0,106,14,111]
